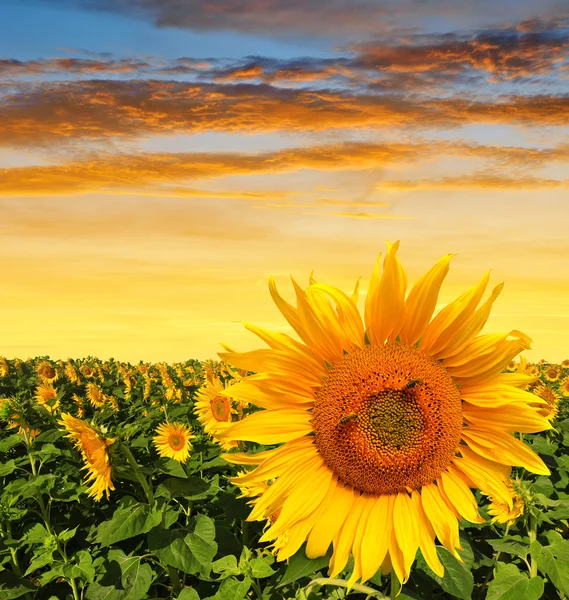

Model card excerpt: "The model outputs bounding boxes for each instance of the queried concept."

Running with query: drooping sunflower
[35,360,58,383]
[194,374,239,450]
[532,382,561,420]
[59,413,116,501]
[216,242,551,585]
[34,383,60,413]
[487,481,525,525]
[153,421,193,463]
[543,365,561,383]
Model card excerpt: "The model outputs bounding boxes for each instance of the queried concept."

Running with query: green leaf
[155,457,187,478]
[531,476,554,496]
[487,535,530,560]
[0,570,37,599]
[486,563,544,600]
[24,550,55,576]
[531,530,569,596]
[212,555,240,579]
[33,429,65,443]
[277,545,330,587]
[148,516,217,576]
[529,436,556,457]
[0,435,22,453]
[418,547,473,600]
[85,549,153,600]
[0,460,16,477]
[155,476,211,500]
[213,576,252,600]
[95,497,163,547]
[178,590,200,600]
[249,557,276,578]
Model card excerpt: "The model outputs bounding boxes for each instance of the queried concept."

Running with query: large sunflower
[216,242,551,586]
[59,413,115,501]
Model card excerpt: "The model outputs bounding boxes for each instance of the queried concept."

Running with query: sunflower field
[2,248,569,600]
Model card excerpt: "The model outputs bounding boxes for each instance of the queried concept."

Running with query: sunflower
[562,359,569,370]
[59,413,115,501]
[543,365,561,383]
[194,374,238,450]
[560,376,569,397]
[34,383,60,413]
[36,360,58,383]
[86,383,106,408]
[532,382,561,420]
[65,361,80,384]
[0,357,9,378]
[216,242,551,586]
[487,482,525,525]
[153,421,193,463]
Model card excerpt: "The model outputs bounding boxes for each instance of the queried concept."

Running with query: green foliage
[0,355,568,599]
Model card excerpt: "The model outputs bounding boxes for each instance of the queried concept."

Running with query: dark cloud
[0,57,152,76]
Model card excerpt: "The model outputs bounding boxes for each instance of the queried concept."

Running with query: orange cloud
[3,79,569,148]
[1,141,568,197]
[376,172,569,191]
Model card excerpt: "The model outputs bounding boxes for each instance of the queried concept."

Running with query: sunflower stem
[251,577,264,600]
[527,511,538,578]
[120,443,154,506]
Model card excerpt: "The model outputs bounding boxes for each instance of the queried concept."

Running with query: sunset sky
[1,0,568,363]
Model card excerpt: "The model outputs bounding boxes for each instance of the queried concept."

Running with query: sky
[1,0,568,363]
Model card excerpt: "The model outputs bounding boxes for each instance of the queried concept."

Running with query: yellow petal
[399,254,453,346]
[216,408,313,445]
[420,271,490,355]
[359,493,393,583]
[347,493,376,588]
[421,483,461,559]
[436,282,504,360]
[329,493,367,578]
[306,479,355,559]
[453,448,513,508]
[365,241,407,345]
[463,403,552,434]
[439,469,484,523]
[412,490,444,578]
[393,491,420,583]
[461,428,550,475]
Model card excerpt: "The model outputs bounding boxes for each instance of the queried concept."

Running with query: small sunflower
[487,482,525,525]
[153,421,193,463]
[0,357,9,378]
[59,413,116,501]
[543,365,561,383]
[533,382,561,421]
[34,383,60,413]
[562,359,569,369]
[36,360,58,383]
[216,242,550,585]
[86,383,106,408]
[80,365,95,378]
[194,375,238,450]
[65,361,80,384]
[560,376,569,397]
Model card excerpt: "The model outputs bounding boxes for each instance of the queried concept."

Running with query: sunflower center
[312,343,463,495]
[210,395,231,422]
[168,433,185,450]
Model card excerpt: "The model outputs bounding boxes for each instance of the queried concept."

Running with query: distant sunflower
[80,365,95,378]
[34,383,60,413]
[153,421,193,463]
[561,376,569,397]
[543,365,561,383]
[194,375,238,450]
[562,359,569,369]
[533,382,561,420]
[36,360,58,383]
[217,242,551,585]
[86,383,106,408]
[65,361,80,385]
[59,413,115,501]
[0,357,9,378]
[506,360,517,372]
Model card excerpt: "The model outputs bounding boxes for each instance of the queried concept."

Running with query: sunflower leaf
[95,497,163,547]
[417,547,474,600]
[276,545,331,588]
[486,563,544,600]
